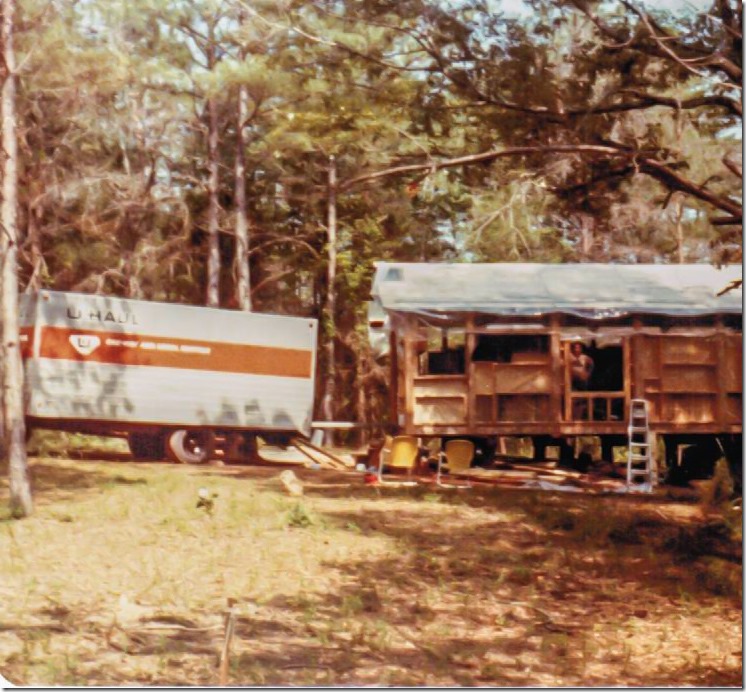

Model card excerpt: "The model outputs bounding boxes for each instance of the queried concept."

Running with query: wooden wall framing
[389,312,742,438]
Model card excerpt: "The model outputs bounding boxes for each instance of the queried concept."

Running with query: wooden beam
[715,317,727,427]
[291,437,352,470]
[623,335,632,422]
[389,328,398,426]
[631,318,644,405]
[466,313,476,429]
[549,315,563,424]
[562,339,572,422]
[403,318,417,432]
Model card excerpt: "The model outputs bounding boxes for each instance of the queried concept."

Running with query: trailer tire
[166,429,216,464]
[128,431,165,461]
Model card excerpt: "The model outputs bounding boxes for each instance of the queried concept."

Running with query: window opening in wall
[472,334,549,363]
[723,314,742,331]
[418,326,466,375]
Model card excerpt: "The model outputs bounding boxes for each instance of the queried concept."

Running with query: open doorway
[565,340,625,421]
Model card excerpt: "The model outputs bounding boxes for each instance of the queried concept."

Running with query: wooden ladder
[627,398,655,492]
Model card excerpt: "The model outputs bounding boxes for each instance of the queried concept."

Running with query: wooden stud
[389,327,398,427]
[403,318,417,432]
[715,316,727,427]
[623,334,632,421]
[549,315,563,424]
[562,339,572,422]
[466,313,476,429]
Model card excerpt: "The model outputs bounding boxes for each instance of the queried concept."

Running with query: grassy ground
[0,449,742,686]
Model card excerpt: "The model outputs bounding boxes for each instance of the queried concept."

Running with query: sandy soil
[0,456,742,686]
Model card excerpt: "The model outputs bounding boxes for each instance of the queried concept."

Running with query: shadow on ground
[2,459,739,686]
[0,458,148,513]
[190,467,742,686]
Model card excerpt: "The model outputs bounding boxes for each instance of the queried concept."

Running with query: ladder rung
[627,397,652,489]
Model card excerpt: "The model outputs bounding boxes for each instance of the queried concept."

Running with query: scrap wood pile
[288,437,357,471]
[450,459,629,493]
[263,437,632,496]
[253,436,358,471]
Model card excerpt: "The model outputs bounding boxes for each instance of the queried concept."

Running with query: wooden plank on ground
[500,462,583,479]
[291,438,353,470]
[290,441,337,470]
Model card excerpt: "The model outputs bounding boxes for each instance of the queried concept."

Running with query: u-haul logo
[69,335,101,357]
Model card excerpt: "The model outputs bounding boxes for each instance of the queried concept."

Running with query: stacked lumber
[450,460,627,493]
[290,437,355,471]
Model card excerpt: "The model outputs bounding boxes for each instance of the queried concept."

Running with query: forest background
[0,0,742,515]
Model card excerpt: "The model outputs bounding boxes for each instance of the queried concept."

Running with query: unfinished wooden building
[368,263,743,476]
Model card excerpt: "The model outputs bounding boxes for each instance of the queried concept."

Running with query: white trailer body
[19,291,318,437]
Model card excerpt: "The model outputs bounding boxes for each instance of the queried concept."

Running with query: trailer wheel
[128,431,165,461]
[166,429,216,464]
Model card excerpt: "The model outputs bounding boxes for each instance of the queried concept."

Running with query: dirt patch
[0,456,741,686]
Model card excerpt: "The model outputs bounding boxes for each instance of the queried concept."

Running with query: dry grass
[0,451,742,686]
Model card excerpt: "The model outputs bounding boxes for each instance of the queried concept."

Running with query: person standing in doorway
[569,342,594,390]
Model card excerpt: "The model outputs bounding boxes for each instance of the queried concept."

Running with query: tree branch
[339,144,742,223]
[639,158,742,218]
[247,236,320,259]
[469,89,742,119]
[722,156,743,179]
[250,268,296,296]
[711,216,742,226]
[340,144,631,190]
[238,1,434,74]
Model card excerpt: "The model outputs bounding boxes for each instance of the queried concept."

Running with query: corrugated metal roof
[371,262,743,318]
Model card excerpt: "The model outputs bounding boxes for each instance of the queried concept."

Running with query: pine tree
[1,0,32,517]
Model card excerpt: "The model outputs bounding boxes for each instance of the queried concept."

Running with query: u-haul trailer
[19,291,318,463]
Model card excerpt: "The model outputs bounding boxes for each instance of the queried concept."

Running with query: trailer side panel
[23,291,318,436]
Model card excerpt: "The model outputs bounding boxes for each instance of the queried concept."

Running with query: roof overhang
[371,262,743,320]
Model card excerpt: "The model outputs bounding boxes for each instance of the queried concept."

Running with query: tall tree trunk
[234,81,251,311]
[579,213,594,259]
[205,33,220,308]
[26,198,41,291]
[674,196,685,264]
[321,155,337,437]
[1,0,32,517]
[206,92,220,307]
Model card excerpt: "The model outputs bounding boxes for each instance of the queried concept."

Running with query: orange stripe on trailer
[37,326,313,379]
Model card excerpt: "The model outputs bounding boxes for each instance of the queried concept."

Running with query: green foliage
[286,502,314,528]
[11,0,742,426]
[27,431,128,458]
